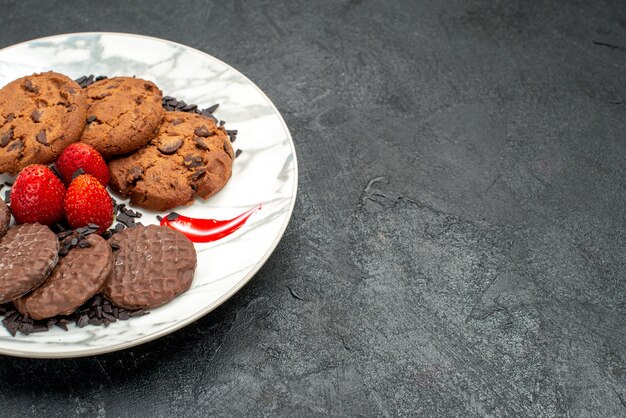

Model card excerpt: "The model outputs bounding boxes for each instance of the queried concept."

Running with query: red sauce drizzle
[160,204,261,243]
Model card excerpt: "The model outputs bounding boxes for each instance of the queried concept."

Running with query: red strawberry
[64,174,113,233]
[10,164,66,225]
[56,143,109,186]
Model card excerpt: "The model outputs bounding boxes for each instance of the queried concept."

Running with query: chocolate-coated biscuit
[0,223,58,304]
[80,77,164,159]
[108,111,233,211]
[103,225,196,310]
[0,72,87,174]
[0,199,10,238]
[14,234,113,320]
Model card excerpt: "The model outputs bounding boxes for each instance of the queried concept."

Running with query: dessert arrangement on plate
[0,71,249,336]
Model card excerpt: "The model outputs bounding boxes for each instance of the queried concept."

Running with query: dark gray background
[0,0,624,416]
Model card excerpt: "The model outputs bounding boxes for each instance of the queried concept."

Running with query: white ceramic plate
[0,33,297,358]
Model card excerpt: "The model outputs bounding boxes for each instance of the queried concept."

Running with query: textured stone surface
[0,0,624,416]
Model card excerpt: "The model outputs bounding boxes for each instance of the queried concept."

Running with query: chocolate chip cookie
[0,72,87,174]
[80,77,164,159]
[0,223,58,304]
[14,234,113,320]
[103,225,197,310]
[108,111,234,211]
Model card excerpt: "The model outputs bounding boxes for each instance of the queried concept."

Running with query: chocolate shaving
[72,168,85,180]
[165,212,180,221]
[204,104,219,114]
[0,293,148,336]
[49,163,62,179]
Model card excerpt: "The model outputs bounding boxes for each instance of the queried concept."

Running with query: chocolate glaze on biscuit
[103,225,196,310]
[14,234,113,320]
[0,223,58,304]
[108,112,233,211]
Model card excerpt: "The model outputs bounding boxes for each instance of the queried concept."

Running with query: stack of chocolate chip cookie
[0,71,235,211]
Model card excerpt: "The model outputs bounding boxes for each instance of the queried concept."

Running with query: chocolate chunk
[128,166,143,182]
[194,125,211,137]
[23,80,39,93]
[223,143,232,157]
[36,130,47,145]
[8,139,23,152]
[183,154,203,168]
[235,149,242,158]
[95,75,108,81]
[157,137,183,155]
[31,110,42,123]
[191,169,206,181]
[0,129,13,147]
[6,113,14,122]
[193,136,209,150]
[86,115,97,123]
[91,93,112,100]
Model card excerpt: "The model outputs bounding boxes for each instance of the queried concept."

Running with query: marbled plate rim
[0,32,298,358]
